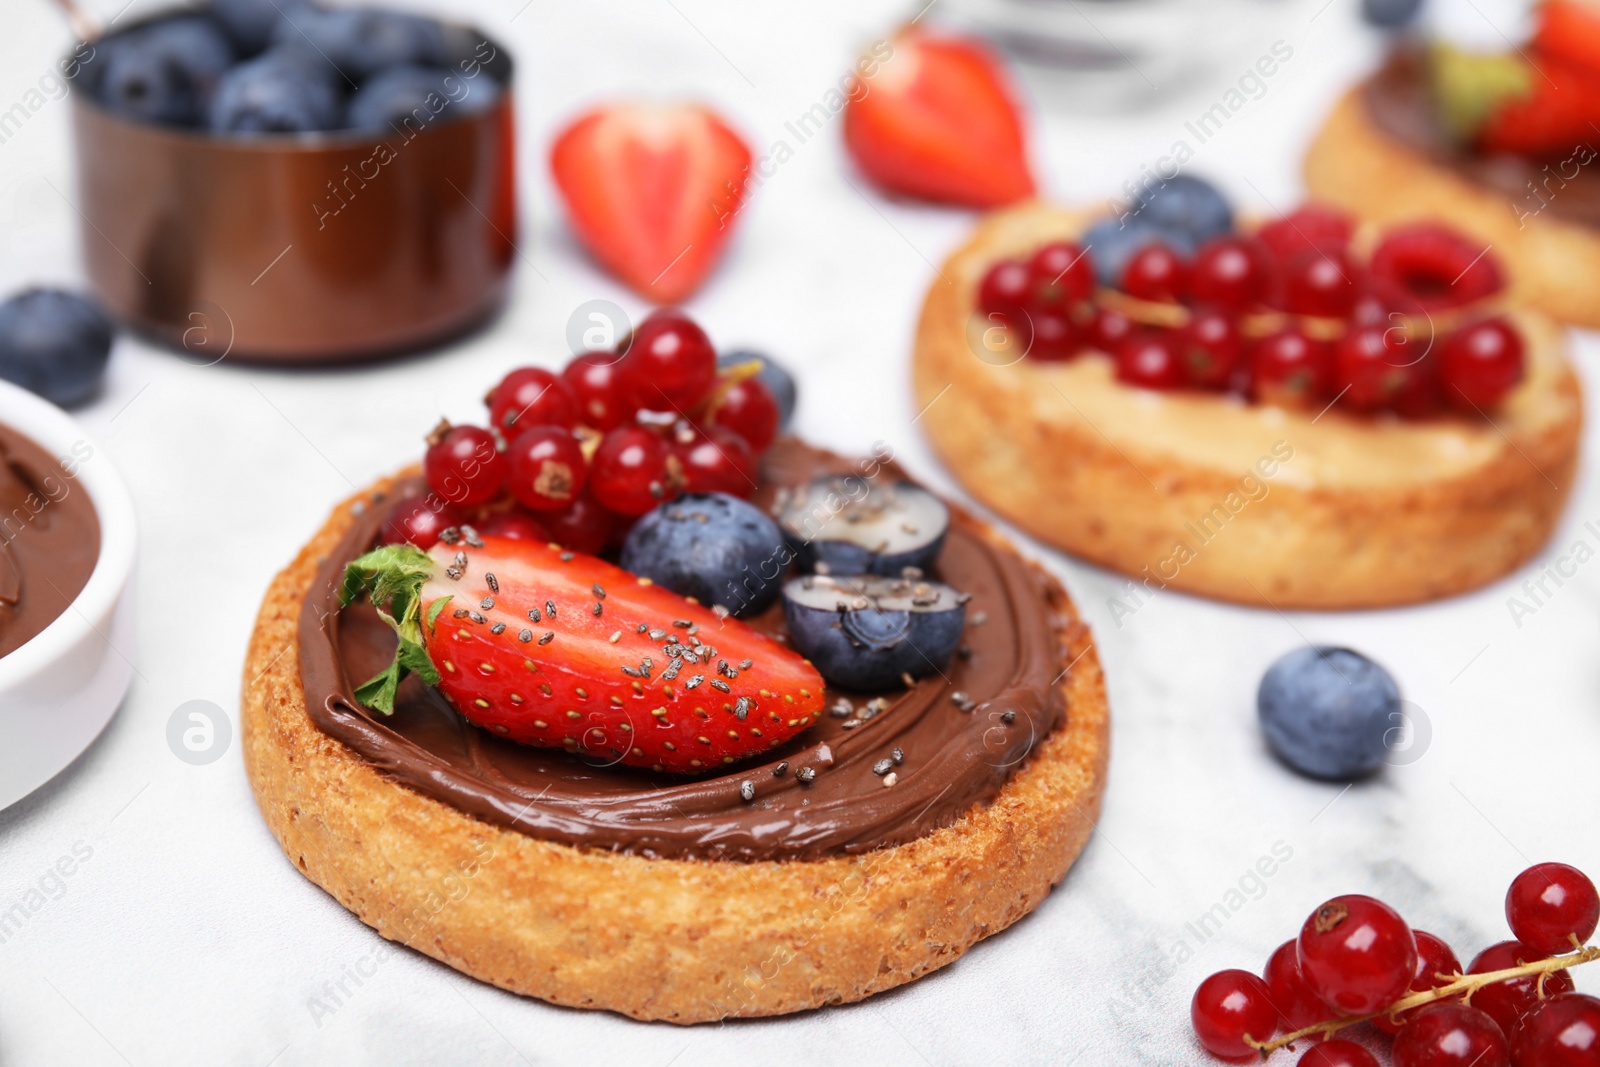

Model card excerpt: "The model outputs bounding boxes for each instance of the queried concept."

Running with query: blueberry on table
[619,493,789,617]
[1362,0,1425,28]
[782,574,967,691]
[779,477,949,578]
[1258,646,1400,780]
[96,15,236,127]
[0,289,115,408]
[718,350,797,431]
[272,7,447,82]
[1128,174,1234,247]
[208,49,342,134]
[210,0,314,55]
[1082,217,1193,288]
[346,65,498,132]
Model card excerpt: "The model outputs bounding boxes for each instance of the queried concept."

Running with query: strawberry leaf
[340,543,442,714]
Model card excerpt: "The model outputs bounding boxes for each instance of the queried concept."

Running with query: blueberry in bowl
[778,477,949,577]
[1257,646,1401,780]
[619,493,788,617]
[782,573,968,691]
[0,289,115,408]
[271,5,448,82]
[97,15,236,127]
[208,49,343,134]
[346,64,499,132]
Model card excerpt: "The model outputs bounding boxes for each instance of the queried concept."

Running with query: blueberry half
[619,493,789,617]
[718,350,797,431]
[779,477,948,577]
[208,49,342,134]
[0,289,115,408]
[782,574,967,691]
[1258,646,1401,780]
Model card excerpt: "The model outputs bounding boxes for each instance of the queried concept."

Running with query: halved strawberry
[843,30,1034,207]
[550,102,752,304]
[340,534,824,773]
[1432,43,1600,156]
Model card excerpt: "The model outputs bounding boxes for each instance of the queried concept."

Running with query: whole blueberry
[346,65,497,132]
[97,16,236,127]
[619,493,789,617]
[0,289,115,408]
[1362,0,1425,27]
[1258,646,1400,780]
[210,0,315,55]
[718,350,797,431]
[1082,217,1193,287]
[1129,175,1234,247]
[209,49,342,134]
[273,7,447,82]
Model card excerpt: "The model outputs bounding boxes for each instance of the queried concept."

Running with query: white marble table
[0,0,1594,1063]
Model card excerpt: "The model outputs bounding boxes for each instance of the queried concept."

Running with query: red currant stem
[1246,943,1600,1056]
[697,359,765,422]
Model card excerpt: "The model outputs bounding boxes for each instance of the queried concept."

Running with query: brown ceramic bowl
[69,26,517,365]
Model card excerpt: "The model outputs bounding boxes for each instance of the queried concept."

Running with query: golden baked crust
[911,202,1581,610]
[1306,88,1600,329]
[241,473,1109,1023]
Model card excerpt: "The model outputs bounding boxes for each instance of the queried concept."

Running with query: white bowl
[0,379,136,810]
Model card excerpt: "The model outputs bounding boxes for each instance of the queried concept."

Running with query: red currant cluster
[1191,862,1600,1065]
[382,309,781,554]
[976,206,1527,417]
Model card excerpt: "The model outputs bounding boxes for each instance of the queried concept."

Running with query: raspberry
[1369,223,1504,311]
[1256,204,1355,264]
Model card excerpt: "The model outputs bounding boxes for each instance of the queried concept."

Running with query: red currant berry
[1298,1040,1380,1067]
[590,426,674,516]
[977,258,1031,315]
[486,367,578,436]
[1121,243,1190,302]
[1468,940,1577,1038]
[542,493,615,555]
[1028,241,1094,308]
[1257,204,1355,263]
[1393,1003,1509,1067]
[1511,992,1600,1067]
[1332,325,1413,412]
[706,376,779,455]
[1370,222,1505,311]
[1284,247,1359,318]
[1264,939,1337,1033]
[1508,863,1600,957]
[674,425,757,496]
[381,495,462,549]
[1029,309,1080,361]
[561,352,634,432]
[1090,306,1136,353]
[504,426,587,512]
[1116,332,1184,390]
[1297,894,1418,1016]
[1191,969,1279,1059]
[1179,308,1242,389]
[1252,328,1331,408]
[423,424,505,507]
[1192,236,1265,311]
[477,510,550,542]
[619,309,716,413]
[1438,318,1525,410]
[1377,930,1464,1034]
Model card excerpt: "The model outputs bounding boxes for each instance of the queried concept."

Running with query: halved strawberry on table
[340,533,825,773]
[551,102,752,304]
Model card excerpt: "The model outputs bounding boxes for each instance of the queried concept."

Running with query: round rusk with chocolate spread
[1305,51,1600,328]
[911,202,1580,610]
[241,441,1107,1023]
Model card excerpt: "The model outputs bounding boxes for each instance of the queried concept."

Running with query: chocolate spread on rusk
[1364,48,1600,228]
[299,440,1069,862]
[0,425,99,658]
